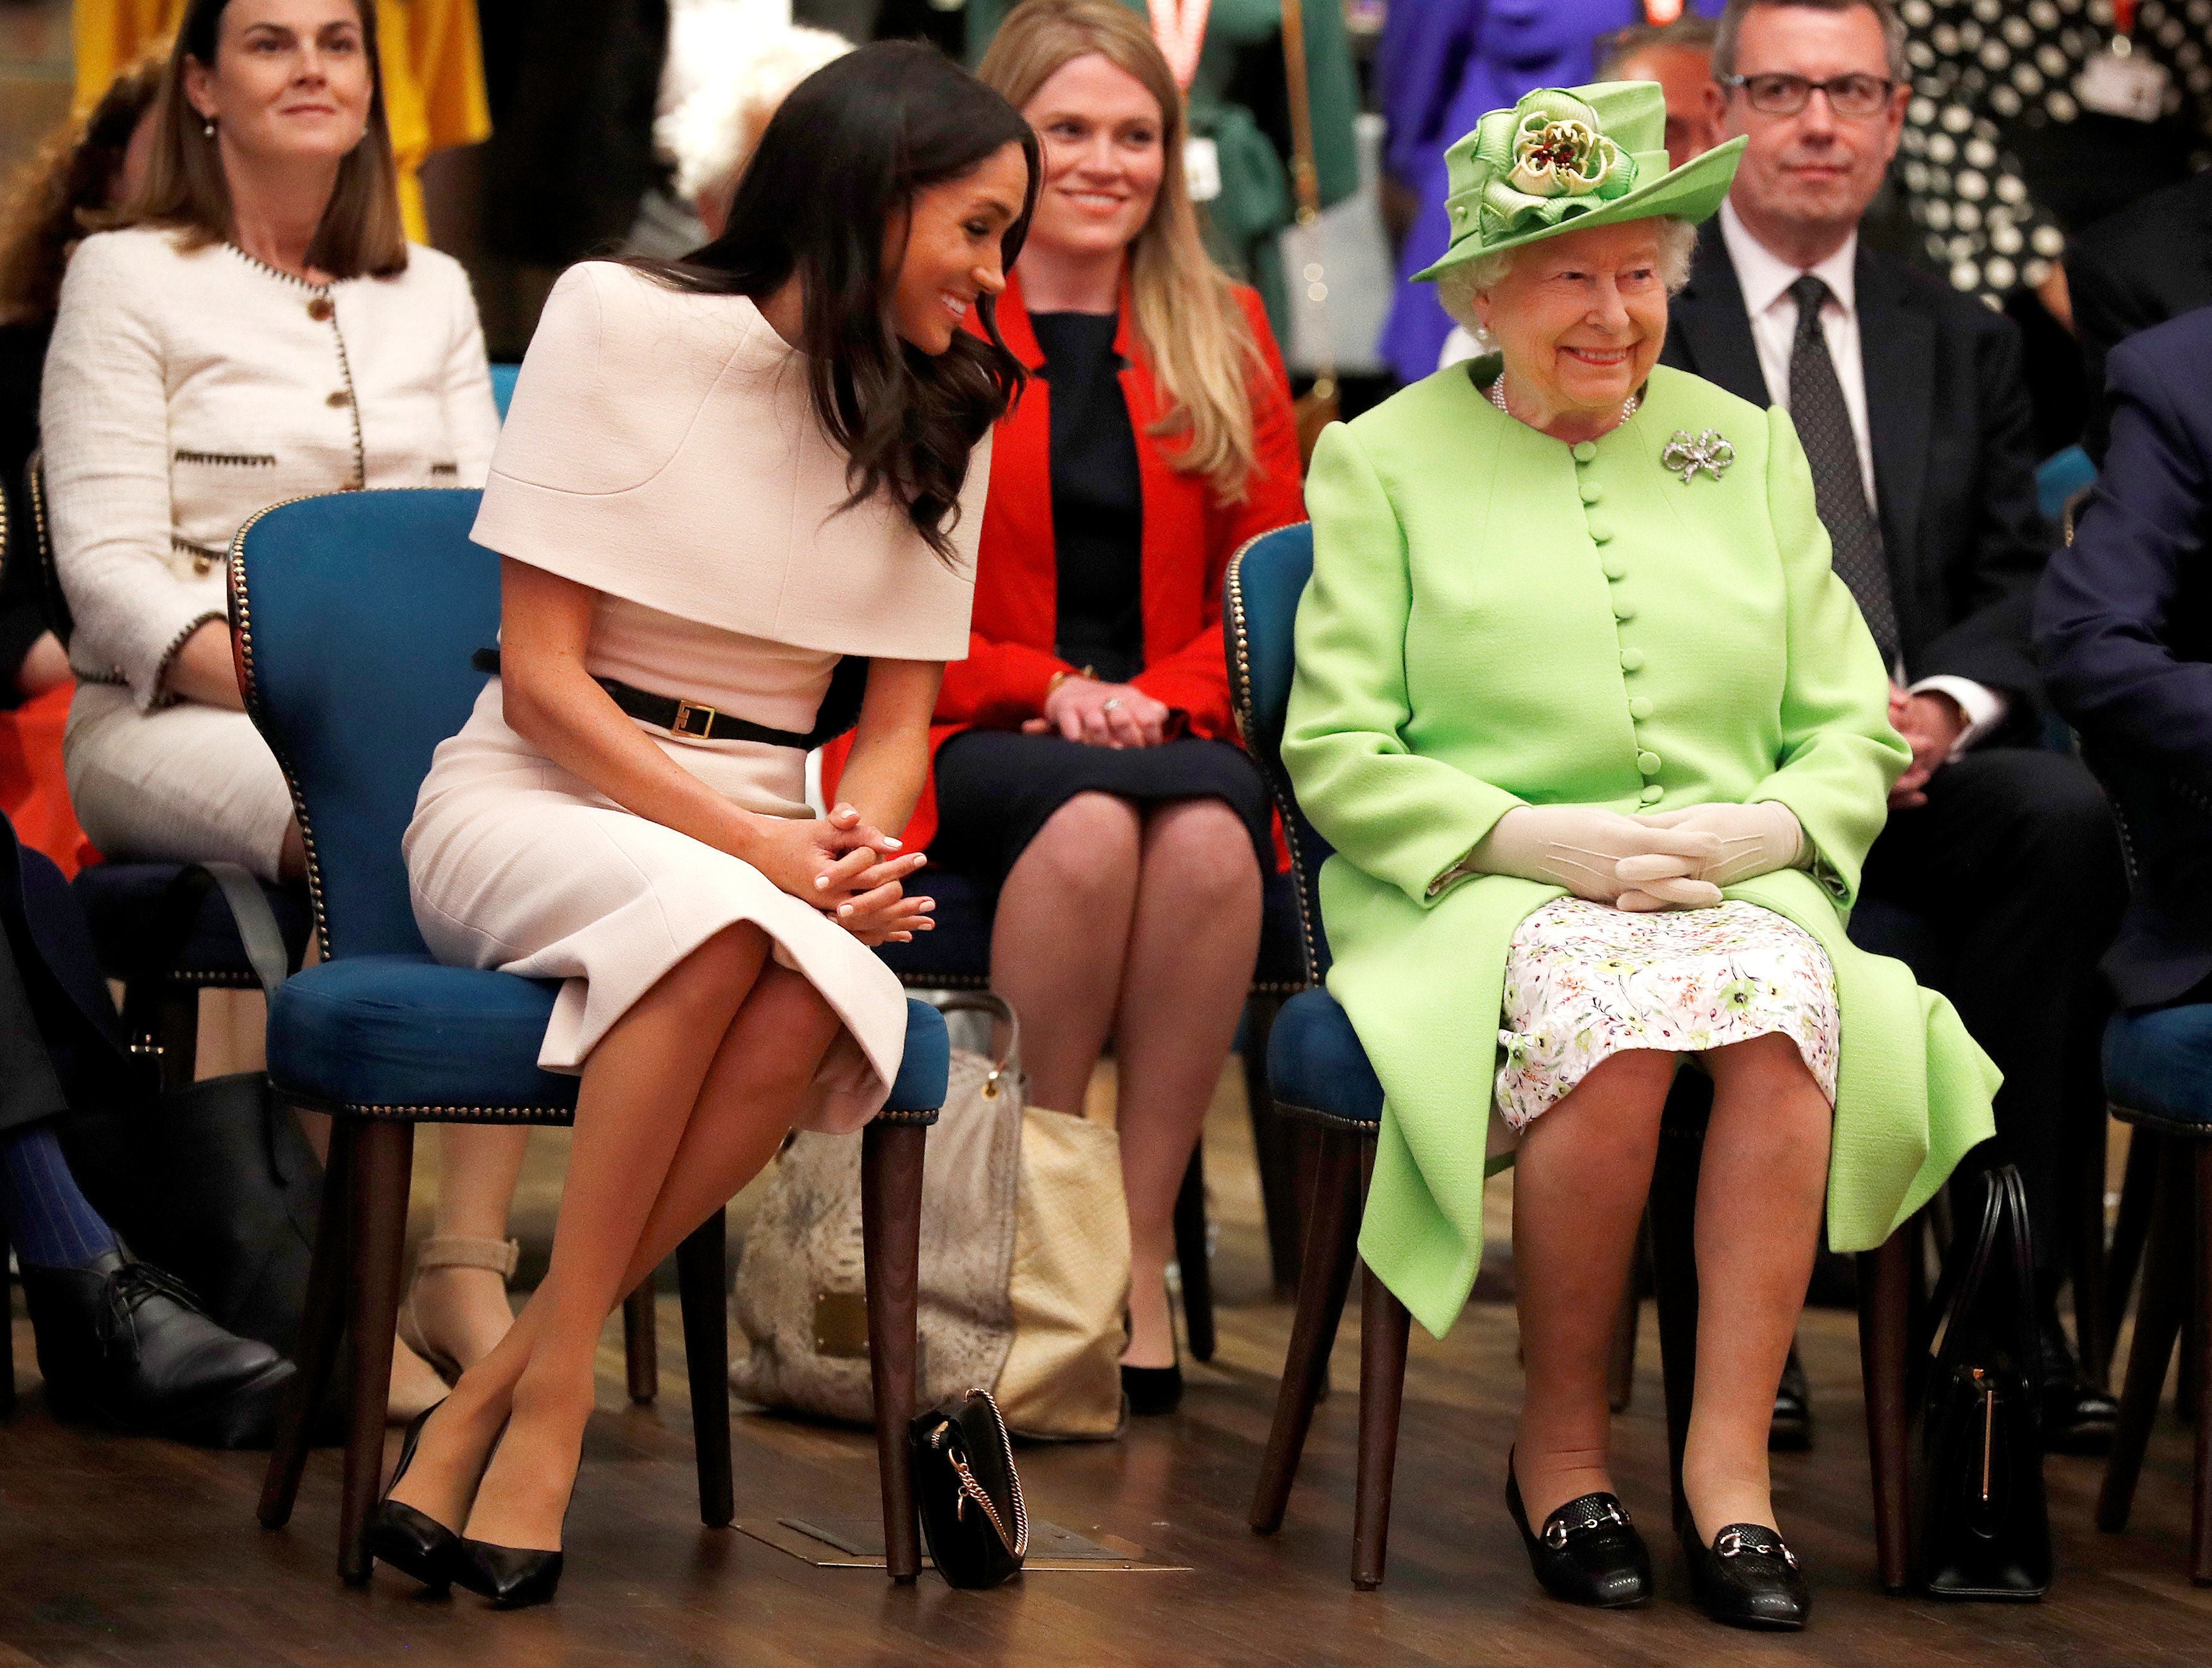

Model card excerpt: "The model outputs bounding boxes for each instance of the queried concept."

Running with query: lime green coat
[1283,359,2000,1341]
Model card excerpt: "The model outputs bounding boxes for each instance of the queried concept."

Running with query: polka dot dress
[1897,0,2212,305]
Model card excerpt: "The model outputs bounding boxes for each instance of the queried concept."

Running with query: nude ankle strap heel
[398,1236,522,1382]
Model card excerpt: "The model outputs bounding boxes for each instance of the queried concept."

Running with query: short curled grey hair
[1437,215,1699,352]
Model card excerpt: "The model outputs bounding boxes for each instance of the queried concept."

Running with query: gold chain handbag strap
[932,1389,1030,1559]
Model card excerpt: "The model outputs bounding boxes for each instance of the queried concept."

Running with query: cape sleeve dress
[1283,360,2000,1340]
[403,261,984,1133]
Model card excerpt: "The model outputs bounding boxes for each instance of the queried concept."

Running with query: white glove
[1461,805,1725,909]
[1633,801,1809,886]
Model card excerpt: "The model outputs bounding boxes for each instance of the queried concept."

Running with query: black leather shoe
[454,1539,564,1609]
[1121,1363,1182,1417]
[1677,1507,1809,1631]
[1504,1456,1652,1608]
[1769,1345,1813,1453]
[2036,1308,2117,1455]
[367,1401,460,1592]
[20,1251,293,1447]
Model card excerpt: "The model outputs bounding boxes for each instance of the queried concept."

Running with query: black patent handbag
[1912,1164,2051,1599]
[910,1388,1028,1588]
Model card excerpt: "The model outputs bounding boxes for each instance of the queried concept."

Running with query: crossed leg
[388,923,846,1549]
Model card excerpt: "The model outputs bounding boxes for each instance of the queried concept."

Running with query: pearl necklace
[1489,373,1639,430]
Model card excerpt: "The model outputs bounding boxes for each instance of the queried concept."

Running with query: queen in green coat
[1282,83,1997,1629]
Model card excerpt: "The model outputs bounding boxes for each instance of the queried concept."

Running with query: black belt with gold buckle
[595,675,813,749]
[470,648,868,750]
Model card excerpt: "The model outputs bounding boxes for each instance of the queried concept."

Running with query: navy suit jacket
[1661,221,2052,728]
[2036,305,2212,1007]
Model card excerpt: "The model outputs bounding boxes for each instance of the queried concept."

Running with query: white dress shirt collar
[1718,200,1859,343]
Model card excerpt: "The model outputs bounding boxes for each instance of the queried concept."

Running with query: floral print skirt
[1495,897,1840,1131]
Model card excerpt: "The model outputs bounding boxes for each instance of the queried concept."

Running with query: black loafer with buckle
[1677,1507,1810,1631]
[1504,1456,1653,1609]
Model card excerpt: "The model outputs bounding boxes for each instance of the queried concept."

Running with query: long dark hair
[119,0,408,279]
[634,42,1039,561]
[0,47,166,325]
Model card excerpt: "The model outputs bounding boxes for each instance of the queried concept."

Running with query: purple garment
[1378,0,1720,385]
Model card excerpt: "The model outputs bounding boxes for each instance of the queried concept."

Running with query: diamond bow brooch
[1661,428,1734,485]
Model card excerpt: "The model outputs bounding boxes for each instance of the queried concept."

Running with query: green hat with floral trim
[1413,82,1746,281]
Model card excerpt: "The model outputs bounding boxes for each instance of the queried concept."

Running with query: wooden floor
[2,1082,2207,1667]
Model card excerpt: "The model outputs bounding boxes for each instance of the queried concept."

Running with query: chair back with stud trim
[230,489,494,960]
[1225,522,1335,979]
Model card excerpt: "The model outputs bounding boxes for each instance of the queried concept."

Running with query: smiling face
[1722,2,1905,248]
[183,0,374,169]
[884,140,1032,354]
[1018,52,1167,267]
[1473,219,1671,421]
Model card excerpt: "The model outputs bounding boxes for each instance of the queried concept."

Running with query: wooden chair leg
[1243,995,1306,1295]
[1857,1228,1914,1595]
[676,1211,733,1528]
[1249,1127,1363,1533]
[2191,1144,2212,1586]
[1350,1260,1411,1591]
[2101,1135,2187,1535]
[1607,1217,1648,1415]
[623,1286,659,1405]
[861,1119,927,1583]
[1174,1145,1216,1364]
[2106,1123,2158,1371]
[2073,1104,2115,1390]
[1,1228,14,1420]
[260,1116,356,1530]
[1648,1098,1706,1523]
[337,1120,413,1586]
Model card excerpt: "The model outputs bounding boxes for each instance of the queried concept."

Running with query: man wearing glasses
[1660,0,2125,1458]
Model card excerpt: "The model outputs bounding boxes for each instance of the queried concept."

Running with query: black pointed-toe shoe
[365,1401,460,1592]
[1121,1363,1183,1417]
[1768,1345,1813,1453]
[454,1538,564,1610]
[1677,1507,1810,1631]
[1504,1457,1653,1609]
[21,1251,294,1448]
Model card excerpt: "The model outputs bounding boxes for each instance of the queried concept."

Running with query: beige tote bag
[731,993,1129,1439]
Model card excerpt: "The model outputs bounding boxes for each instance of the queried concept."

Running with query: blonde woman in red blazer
[830,0,1302,1413]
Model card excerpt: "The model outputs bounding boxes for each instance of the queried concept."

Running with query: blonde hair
[111,0,406,279]
[979,0,1266,502]
[1437,216,1699,352]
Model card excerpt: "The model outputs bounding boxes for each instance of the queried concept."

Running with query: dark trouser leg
[0,934,117,1271]
[1859,747,2125,1278]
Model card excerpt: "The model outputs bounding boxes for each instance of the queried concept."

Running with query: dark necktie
[1787,274,1902,671]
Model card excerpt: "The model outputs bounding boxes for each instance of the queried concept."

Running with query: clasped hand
[1021,675,1171,748]
[1476,801,1806,911]
[745,802,933,945]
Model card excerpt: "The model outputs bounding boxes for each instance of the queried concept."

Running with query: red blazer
[823,272,1306,850]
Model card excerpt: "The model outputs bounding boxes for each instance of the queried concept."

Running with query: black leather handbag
[910,1388,1028,1588]
[58,864,320,1358]
[1912,1164,2051,1599]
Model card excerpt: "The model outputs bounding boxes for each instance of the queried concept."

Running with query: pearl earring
[202,116,216,138]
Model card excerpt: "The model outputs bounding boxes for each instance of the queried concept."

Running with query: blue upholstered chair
[233,489,948,1586]
[2088,763,2212,1583]
[1227,523,1916,1593]
[21,452,315,1082]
